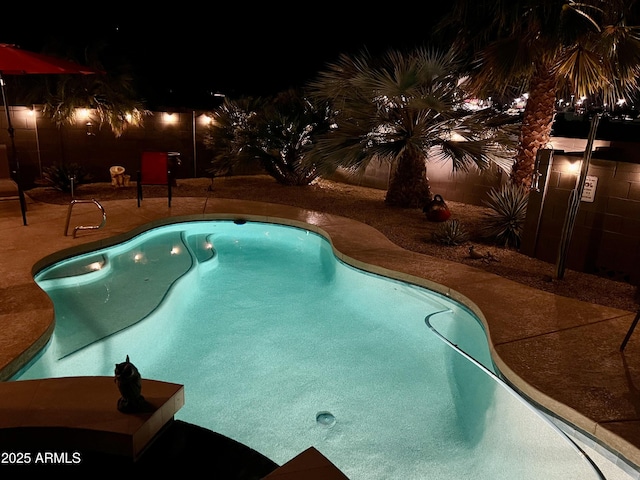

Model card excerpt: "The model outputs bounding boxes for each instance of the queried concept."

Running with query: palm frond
[306,44,521,206]
[204,90,333,185]
[556,44,614,97]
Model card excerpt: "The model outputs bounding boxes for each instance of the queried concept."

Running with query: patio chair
[0,146,27,225]
[137,151,172,207]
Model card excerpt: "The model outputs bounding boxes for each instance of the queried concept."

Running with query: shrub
[431,219,470,246]
[482,183,529,248]
[42,163,92,192]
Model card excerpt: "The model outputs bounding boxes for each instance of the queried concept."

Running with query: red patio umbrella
[0,43,101,225]
[0,43,99,75]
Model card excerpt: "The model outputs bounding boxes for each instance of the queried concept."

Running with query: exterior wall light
[76,108,91,120]
[163,112,178,124]
[567,158,581,174]
[199,114,213,126]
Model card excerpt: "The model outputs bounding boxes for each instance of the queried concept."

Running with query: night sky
[2,7,449,109]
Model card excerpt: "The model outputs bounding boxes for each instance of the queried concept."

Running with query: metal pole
[192,110,197,177]
[32,105,42,178]
[1,73,28,225]
[521,149,553,257]
[0,73,17,170]
[555,113,600,279]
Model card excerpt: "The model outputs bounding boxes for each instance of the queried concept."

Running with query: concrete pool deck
[1,192,639,474]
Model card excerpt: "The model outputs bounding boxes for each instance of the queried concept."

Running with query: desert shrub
[482,183,529,248]
[42,163,92,192]
[431,219,469,246]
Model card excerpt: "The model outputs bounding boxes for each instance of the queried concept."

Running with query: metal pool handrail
[64,198,106,238]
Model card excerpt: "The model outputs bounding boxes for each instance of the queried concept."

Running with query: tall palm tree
[204,89,334,185]
[438,0,640,187]
[307,47,519,208]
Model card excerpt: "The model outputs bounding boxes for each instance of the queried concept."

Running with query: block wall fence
[2,106,639,284]
[289,147,640,285]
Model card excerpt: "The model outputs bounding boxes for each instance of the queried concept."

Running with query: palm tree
[23,40,149,137]
[204,89,334,185]
[306,47,519,208]
[438,0,640,187]
[38,73,148,137]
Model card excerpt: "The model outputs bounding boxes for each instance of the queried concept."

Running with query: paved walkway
[1,193,639,473]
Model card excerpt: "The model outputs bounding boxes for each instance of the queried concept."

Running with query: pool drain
[316,411,336,427]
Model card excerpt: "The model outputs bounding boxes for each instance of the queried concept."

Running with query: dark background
[2,7,447,109]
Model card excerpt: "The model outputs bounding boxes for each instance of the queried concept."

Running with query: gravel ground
[27,175,639,312]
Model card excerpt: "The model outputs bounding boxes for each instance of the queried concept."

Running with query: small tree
[204,89,334,185]
[307,47,520,208]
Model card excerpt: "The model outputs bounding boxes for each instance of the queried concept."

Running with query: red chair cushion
[140,152,169,185]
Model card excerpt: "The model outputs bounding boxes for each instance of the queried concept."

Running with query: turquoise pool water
[15,220,603,479]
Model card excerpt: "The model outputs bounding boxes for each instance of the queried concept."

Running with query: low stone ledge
[0,376,184,461]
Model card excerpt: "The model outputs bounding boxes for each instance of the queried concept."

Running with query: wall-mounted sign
[581,175,598,203]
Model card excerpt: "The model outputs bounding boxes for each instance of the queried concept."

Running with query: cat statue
[114,355,149,413]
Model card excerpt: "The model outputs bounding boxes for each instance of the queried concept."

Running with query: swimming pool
[14,220,603,479]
